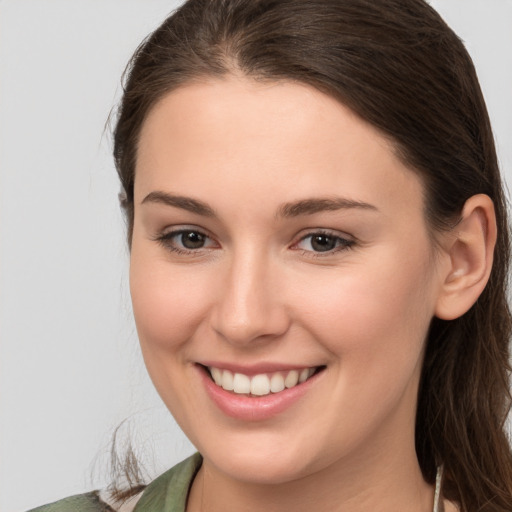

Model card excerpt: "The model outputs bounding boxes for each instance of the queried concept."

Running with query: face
[130,76,445,485]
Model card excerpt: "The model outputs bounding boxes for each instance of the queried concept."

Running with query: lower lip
[198,366,323,422]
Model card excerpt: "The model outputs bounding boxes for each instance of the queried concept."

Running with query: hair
[112,0,512,509]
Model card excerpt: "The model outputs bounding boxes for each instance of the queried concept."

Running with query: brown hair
[112,0,512,509]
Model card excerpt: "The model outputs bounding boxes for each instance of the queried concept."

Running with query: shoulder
[28,454,202,512]
[132,453,202,511]
[27,491,116,512]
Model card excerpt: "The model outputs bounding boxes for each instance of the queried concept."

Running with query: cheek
[292,247,436,374]
[285,249,437,452]
[129,247,214,354]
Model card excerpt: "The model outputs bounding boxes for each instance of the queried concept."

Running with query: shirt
[28,453,203,512]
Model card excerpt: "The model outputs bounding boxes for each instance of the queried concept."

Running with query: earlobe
[435,194,497,320]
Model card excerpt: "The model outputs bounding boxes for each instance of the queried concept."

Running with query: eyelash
[293,230,356,257]
[154,228,355,257]
[155,228,217,255]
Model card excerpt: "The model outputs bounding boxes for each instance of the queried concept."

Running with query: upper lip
[197,361,323,376]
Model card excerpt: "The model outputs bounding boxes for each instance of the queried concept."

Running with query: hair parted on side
[112,0,512,509]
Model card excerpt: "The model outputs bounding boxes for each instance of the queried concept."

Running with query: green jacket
[28,453,202,512]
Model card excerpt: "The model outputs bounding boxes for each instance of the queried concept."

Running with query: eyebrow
[277,197,378,218]
[141,191,378,218]
[141,191,216,217]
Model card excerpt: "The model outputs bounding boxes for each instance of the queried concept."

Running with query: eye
[294,231,354,254]
[176,230,208,249]
[156,228,217,254]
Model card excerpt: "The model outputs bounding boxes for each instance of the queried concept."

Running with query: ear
[435,194,497,320]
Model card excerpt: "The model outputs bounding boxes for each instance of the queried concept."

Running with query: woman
[31,0,512,511]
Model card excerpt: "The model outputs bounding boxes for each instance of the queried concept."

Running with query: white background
[1,1,511,511]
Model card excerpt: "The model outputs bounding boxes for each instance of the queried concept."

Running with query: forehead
[135,76,425,218]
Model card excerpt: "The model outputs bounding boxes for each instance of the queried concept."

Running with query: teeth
[270,373,285,393]
[233,373,251,394]
[211,367,223,386]
[208,366,318,396]
[221,370,234,391]
[299,368,309,383]
[250,374,270,396]
[284,370,299,388]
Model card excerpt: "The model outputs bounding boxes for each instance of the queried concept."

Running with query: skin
[129,76,486,511]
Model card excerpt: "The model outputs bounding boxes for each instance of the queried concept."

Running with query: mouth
[202,365,325,397]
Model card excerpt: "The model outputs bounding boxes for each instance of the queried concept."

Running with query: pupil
[311,235,335,252]
[181,231,205,249]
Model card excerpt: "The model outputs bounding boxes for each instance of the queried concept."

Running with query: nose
[210,251,290,347]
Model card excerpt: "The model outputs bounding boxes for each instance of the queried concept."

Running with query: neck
[187,424,433,512]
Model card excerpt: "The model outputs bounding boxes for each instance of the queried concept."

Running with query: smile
[207,366,320,396]
[199,363,326,421]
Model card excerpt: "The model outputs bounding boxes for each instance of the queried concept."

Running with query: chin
[216,452,311,484]
[196,431,327,485]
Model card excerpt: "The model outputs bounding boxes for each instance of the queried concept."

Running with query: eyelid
[152,225,355,256]
[153,225,219,254]
[291,228,356,255]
